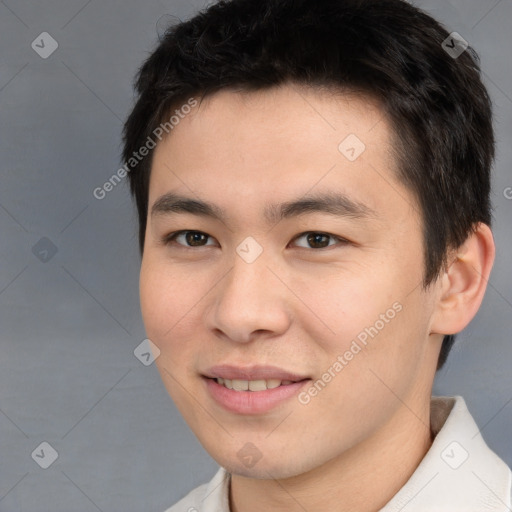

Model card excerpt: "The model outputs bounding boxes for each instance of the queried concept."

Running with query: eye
[163,230,217,248]
[291,231,348,249]
[162,230,349,250]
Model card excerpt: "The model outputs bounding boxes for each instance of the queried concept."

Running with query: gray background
[0,0,510,510]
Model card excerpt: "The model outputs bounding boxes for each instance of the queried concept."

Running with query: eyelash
[161,230,350,251]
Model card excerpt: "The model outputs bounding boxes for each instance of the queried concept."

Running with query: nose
[206,249,292,344]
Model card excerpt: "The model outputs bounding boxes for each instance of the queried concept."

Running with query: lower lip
[204,377,310,415]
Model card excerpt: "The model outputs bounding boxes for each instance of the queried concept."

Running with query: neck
[229,397,434,512]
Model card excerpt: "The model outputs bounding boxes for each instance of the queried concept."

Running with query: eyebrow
[150,191,378,225]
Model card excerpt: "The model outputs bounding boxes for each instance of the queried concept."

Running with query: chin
[218,452,315,480]
[224,461,293,480]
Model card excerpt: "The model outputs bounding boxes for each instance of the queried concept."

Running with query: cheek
[140,261,189,369]
[293,259,428,386]
[140,258,201,336]
[139,257,222,382]
[140,261,203,405]
[139,262,168,338]
[288,266,401,352]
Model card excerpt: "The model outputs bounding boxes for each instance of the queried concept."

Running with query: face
[140,85,442,479]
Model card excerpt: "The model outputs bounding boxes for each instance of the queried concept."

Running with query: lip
[202,365,311,415]
[204,364,309,382]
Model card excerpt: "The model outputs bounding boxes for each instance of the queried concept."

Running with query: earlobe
[430,223,495,336]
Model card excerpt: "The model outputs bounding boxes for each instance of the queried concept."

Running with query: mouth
[212,377,297,391]
[202,365,311,414]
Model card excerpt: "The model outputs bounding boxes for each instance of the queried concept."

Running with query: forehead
[148,84,417,226]
[172,84,388,151]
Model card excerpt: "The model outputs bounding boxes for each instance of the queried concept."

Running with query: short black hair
[122,0,495,371]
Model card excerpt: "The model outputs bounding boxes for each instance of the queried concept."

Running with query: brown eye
[164,230,215,247]
[184,231,209,246]
[306,233,330,248]
[292,232,347,249]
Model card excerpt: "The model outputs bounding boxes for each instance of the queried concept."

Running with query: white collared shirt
[165,396,512,511]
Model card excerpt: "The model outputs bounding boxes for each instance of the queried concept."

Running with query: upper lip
[203,365,310,382]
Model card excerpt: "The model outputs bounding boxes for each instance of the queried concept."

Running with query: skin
[139,84,495,512]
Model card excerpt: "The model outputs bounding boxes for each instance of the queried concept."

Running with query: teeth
[249,380,267,391]
[215,378,291,391]
[266,379,282,389]
[232,379,249,391]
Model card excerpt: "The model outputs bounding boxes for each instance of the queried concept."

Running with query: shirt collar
[381,395,511,511]
[198,396,511,511]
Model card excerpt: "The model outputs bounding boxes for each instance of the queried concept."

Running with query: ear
[430,223,495,336]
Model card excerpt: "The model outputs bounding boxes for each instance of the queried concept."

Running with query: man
[122,0,512,510]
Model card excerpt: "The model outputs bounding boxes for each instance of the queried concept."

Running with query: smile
[214,377,295,391]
